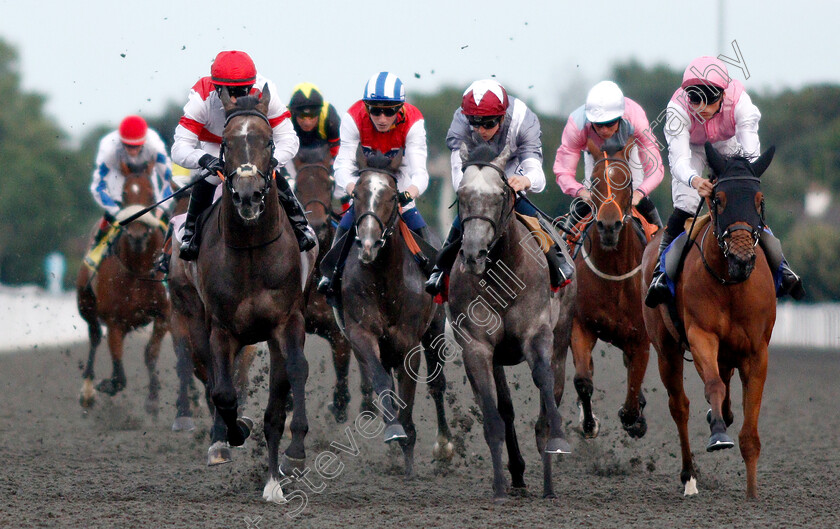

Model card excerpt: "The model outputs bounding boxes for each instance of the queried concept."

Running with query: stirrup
[316,275,333,295]
[293,225,317,252]
[645,270,670,308]
[425,269,445,296]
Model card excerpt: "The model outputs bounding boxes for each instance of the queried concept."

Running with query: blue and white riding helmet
[363,72,405,104]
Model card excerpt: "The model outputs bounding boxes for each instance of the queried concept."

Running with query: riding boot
[316,225,350,296]
[635,196,663,228]
[779,261,805,300]
[424,225,462,296]
[154,223,174,275]
[644,230,677,308]
[562,199,593,234]
[276,175,317,252]
[179,179,216,261]
[546,243,575,290]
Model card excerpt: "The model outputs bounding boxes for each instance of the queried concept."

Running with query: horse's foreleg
[143,316,169,416]
[276,312,309,468]
[96,326,127,395]
[656,342,697,495]
[328,332,352,423]
[526,336,571,457]
[208,328,250,447]
[264,336,291,500]
[571,318,599,438]
[738,347,768,499]
[720,366,735,427]
[234,345,257,411]
[537,326,570,499]
[79,305,102,408]
[689,329,733,452]
[422,315,454,463]
[395,365,418,478]
[618,340,651,438]
[462,343,508,502]
[493,365,525,490]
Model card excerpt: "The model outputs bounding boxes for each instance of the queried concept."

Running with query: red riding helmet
[211,50,257,86]
[461,79,509,116]
[119,115,147,146]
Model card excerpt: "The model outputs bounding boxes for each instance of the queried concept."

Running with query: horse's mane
[297,145,329,164]
[465,144,499,165]
[711,148,755,180]
[232,94,261,111]
[365,150,393,171]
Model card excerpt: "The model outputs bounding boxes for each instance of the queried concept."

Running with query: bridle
[458,161,516,256]
[353,168,401,250]
[591,152,633,226]
[218,109,276,204]
[295,163,341,223]
[709,174,764,256]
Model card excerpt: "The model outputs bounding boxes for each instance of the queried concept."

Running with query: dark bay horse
[293,146,369,422]
[450,144,576,501]
[339,148,453,476]
[571,139,650,439]
[76,164,169,413]
[168,86,316,503]
[641,142,777,498]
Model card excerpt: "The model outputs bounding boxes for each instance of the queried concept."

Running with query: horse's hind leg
[536,333,569,499]
[275,313,309,476]
[463,344,508,502]
[738,347,768,499]
[395,364,418,478]
[328,331,352,423]
[97,326,127,396]
[656,340,698,495]
[618,340,651,438]
[263,339,292,502]
[79,316,102,408]
[423,315,454,462]
[234,345,257,412]
[143,315,170,416]
[494,365,525,491]
[571,318,600,438]
[689,329,734,452]
[171,313,196,431]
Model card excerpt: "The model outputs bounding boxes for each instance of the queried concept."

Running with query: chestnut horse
[168,87,316,503]
[450,144,576,501]
[292,146,371,421]
[76,163,169,413]
[338,148,453,477]
[571,139,650,439]
[642,142,777,498]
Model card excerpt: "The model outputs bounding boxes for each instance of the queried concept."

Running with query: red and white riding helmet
[119,115,147,146]
[211,50,257,86]
[461,79,509,116]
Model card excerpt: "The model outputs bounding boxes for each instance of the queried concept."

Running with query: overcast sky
[1,0,837,140]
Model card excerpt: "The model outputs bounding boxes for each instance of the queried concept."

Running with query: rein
[296,163,342,222]
[592,152,633,225]
[353,167,402,250]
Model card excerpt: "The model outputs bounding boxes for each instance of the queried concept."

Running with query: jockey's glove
[198,154,224,176]
[398,191,413,206]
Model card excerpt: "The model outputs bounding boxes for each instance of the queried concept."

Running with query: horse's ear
[750,145,775,177]
[492,144,511,169]
[256,83,270,115]
[119,161,130,176]
[704,141,726,177]
[586,138,601,159]
[355,143,367,169]
[220,86,236,112]
[389,149,404,172]
[459,142,470,164]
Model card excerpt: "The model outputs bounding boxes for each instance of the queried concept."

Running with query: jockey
[88,115,172,260]
[316,71,431,297]
[171,50,316,261]
[288,82,341,158]
[425,79,574,297]
[645,56,804,307]
[554,80,664,233]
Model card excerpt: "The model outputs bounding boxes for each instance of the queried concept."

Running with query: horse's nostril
[252,192,261,203]
[596,220,604,230]
[232,192,241,204]
[477,249,488,260]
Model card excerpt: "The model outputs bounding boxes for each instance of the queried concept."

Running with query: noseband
[458,161,515,254]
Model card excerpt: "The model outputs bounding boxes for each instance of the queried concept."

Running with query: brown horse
[76,163,169,414]
[168,87,316,503]
[642,142,777,498]
[292,146,371,421]
[450,144,576,501]
[570,139,650,439]
[338,148,453,477]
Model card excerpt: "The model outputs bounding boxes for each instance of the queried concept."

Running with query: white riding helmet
[585,81,625,123]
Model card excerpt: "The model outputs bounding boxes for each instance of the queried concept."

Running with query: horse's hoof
[96,379,123,396]
[279,453,306,477]
[706,408,712,424]
[79,393,96,409]
[79,379,96,408]
[263,477,288,504]
[510,484,528,497]
[228,416,253,447]
[545,437,572,455]
[623,415,648,439]
[433,440,455,461]
[171,416,196,432]
[683,477,699,496]
[144,397,159,416]
[706,432,735,452]
[327,402,348,424]
[543,491,557,499]
[207,441,232,466]
[383,423,407,443]
[492,494,509,505]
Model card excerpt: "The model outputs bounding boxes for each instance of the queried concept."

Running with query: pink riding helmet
[681,56,731,90]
